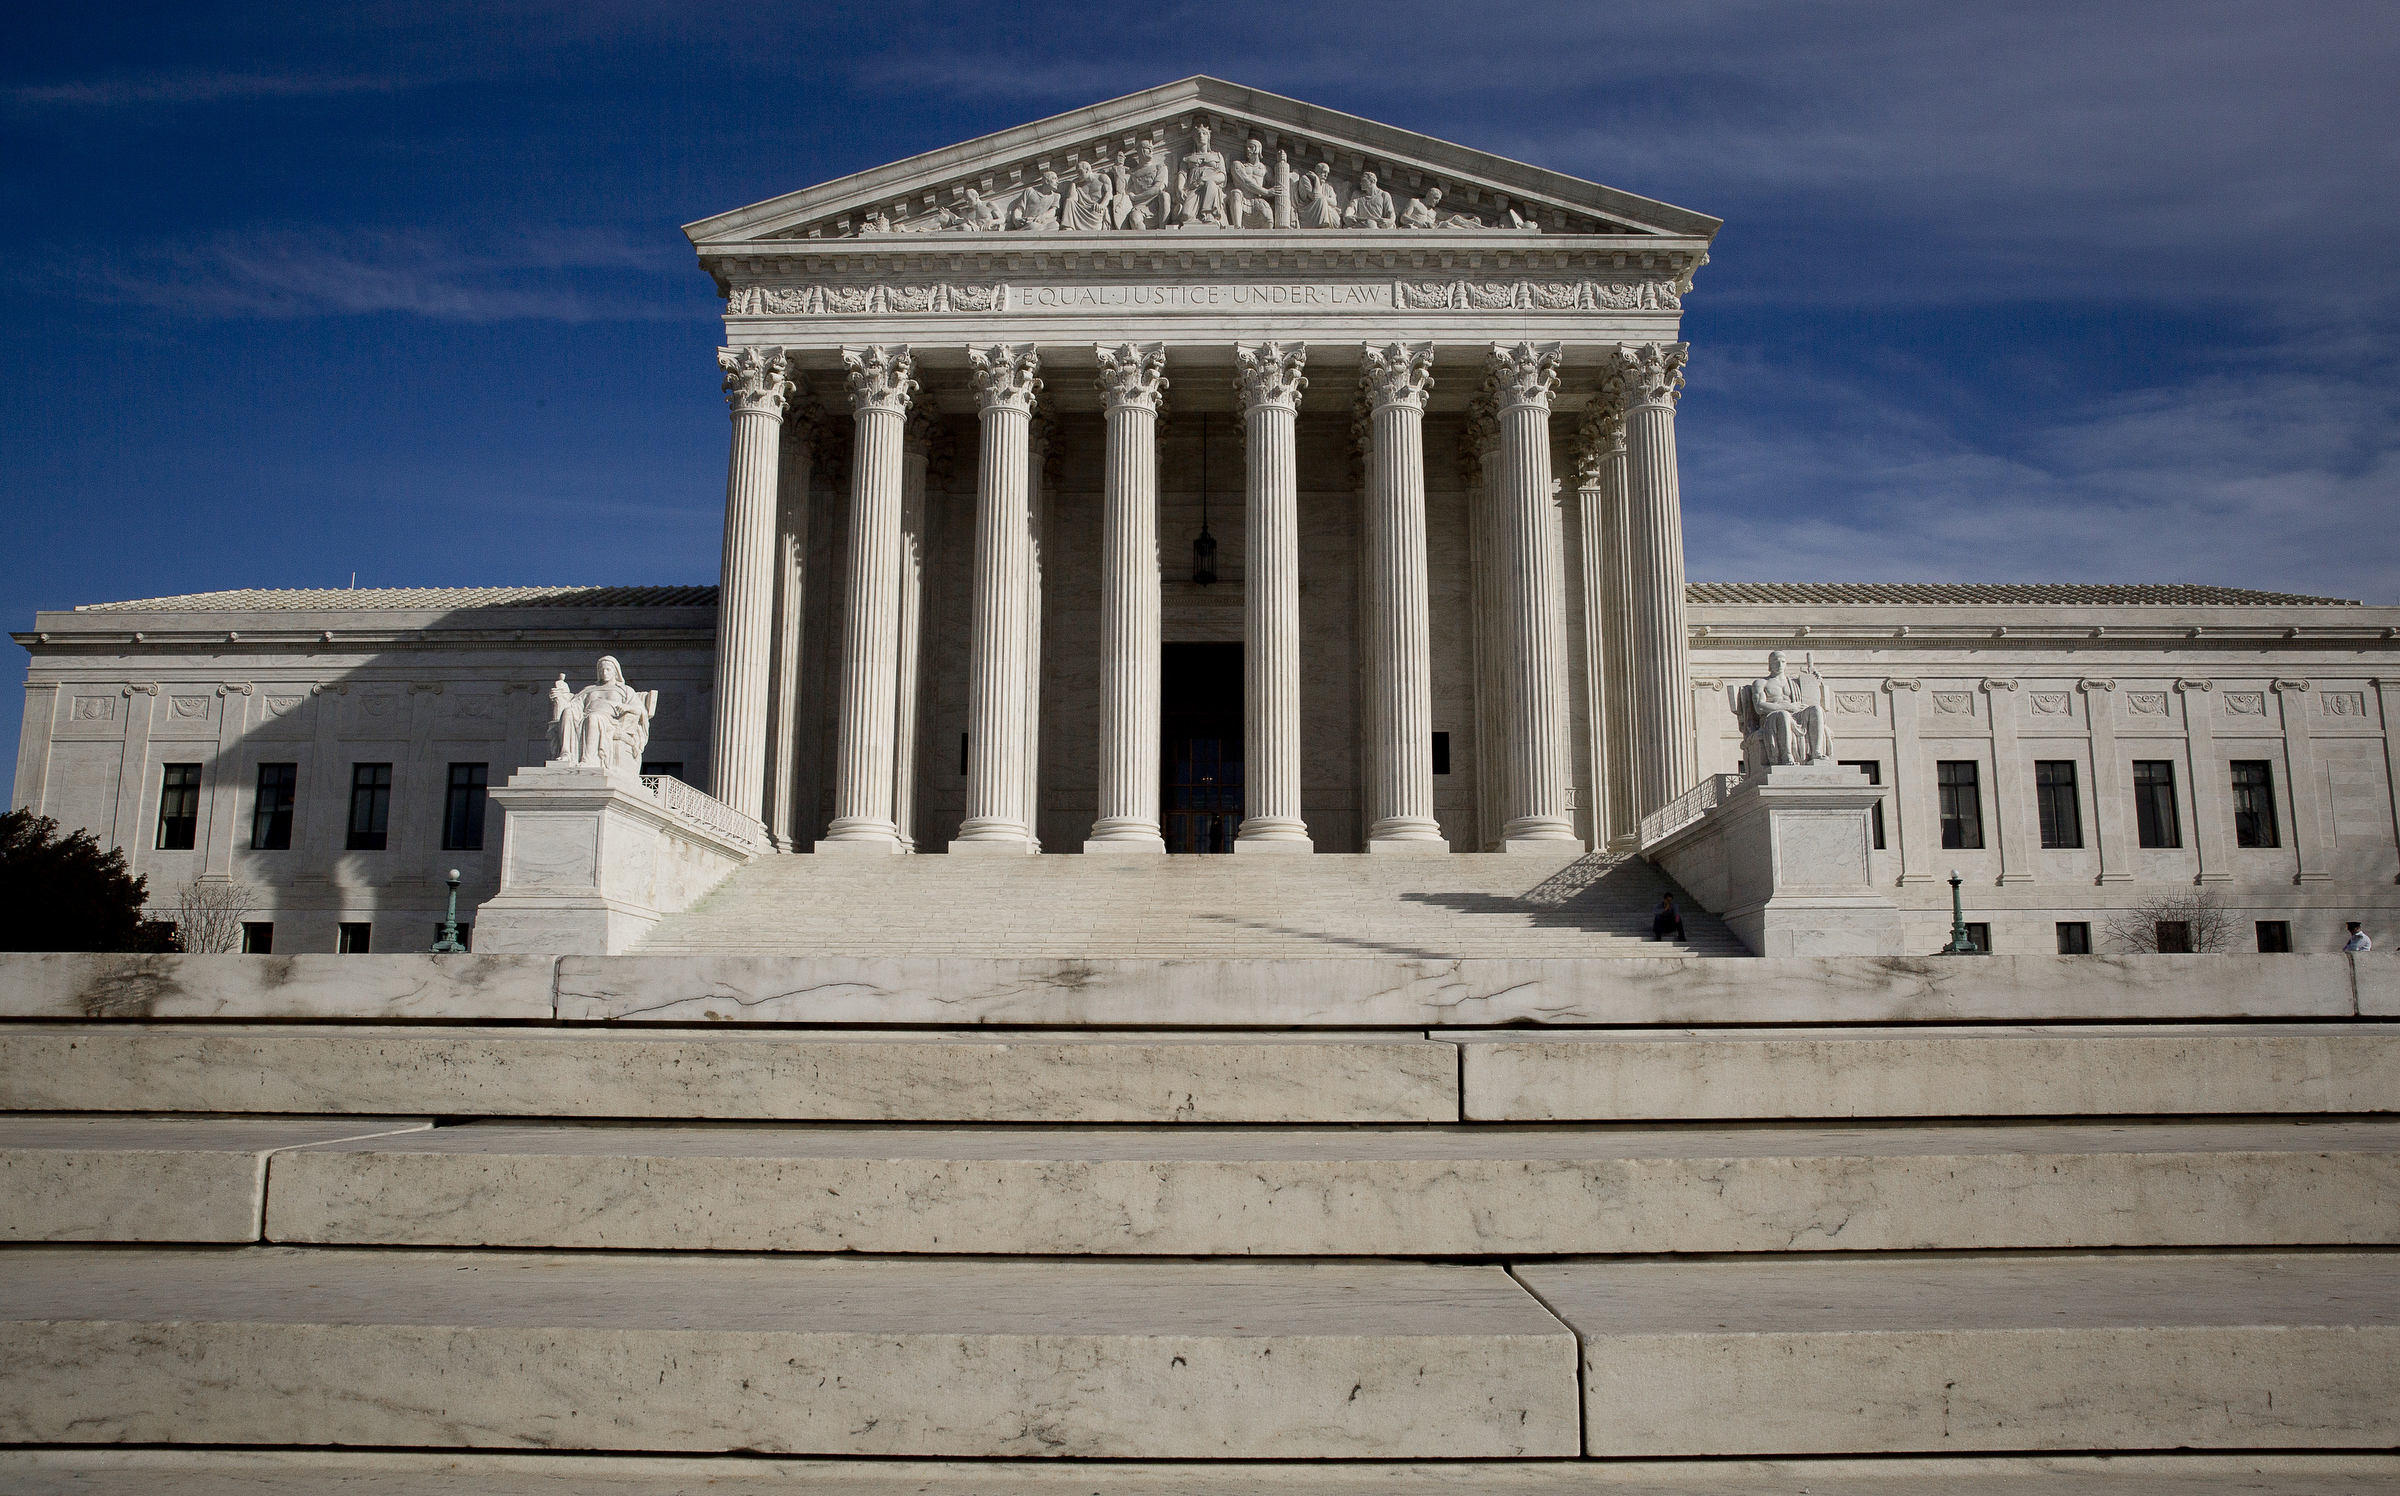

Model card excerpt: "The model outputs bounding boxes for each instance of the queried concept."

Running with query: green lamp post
[432,868,467,954]
[1939,868,1982,955]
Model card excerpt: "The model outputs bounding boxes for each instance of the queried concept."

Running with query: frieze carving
[2030,692,2071,716]
[727,277,1686,317]
[2323,691,2366,717]
[2126,692,2169,716]
[1235,341,1308,412]
[1360,341,1434,413]
[2222,691,2266,715]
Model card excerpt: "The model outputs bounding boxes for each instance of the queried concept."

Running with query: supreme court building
[13,78,2400,954]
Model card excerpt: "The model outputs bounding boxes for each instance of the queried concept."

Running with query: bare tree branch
[167,880,259,955]
[2101,890,2236,954]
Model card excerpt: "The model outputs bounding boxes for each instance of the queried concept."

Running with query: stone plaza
[3,76,2397,1494]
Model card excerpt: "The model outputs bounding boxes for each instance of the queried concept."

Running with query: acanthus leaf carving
[968,343,1043,414]
[1486,340,1563,410]
[1094,341,1168,413]
[1610,340,1689,408]
[1359,340,1435,413]
[1235,340,1308,412]
[718,346,794,418]
[842,344,917,416]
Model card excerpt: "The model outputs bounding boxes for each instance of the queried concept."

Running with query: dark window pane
[2231,761,2280,848]
[2256,920,2292,953]
[1964,922,1991,954]
[2035,760,2082,849]
[1432,732,1451,776]
[251,763,297,850]
[1937,760,1983,850]
[337,921,372,954]
[640,761,683,781]
[240,921,273,955]
[443,763,489,851]
[1839,760,1884,848]
[2056,921,2092,954]
[155,763,202,851]
[2134,760,2181,848]
[2156,920,2192,954]
[346,764,392,851]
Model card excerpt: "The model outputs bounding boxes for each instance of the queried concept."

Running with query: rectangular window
[2134,760,2181,848]
[2256,920,2292,953]
[240,921,274,955]
[155,764,202,850]
[1964,922,1991,955]
[2056,921,2092,955]
[1432,732,1452,776]
[1937,760,1983,849]
[2035,760,2082,849]
[337,922,372,954]
[961,733,970,775]
[2231,761,2280,848]
[443,763,489,851]
[2156,920,2193,954]
[640,761,683,781]
[433,922,473,952]
[346,764,392,851]
[1838,760,1885,849]
[251,763,297,850]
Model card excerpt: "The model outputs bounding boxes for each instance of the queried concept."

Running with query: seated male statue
[1734,649,1833,770]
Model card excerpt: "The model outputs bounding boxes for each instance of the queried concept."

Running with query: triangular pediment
[683,77,1719,246]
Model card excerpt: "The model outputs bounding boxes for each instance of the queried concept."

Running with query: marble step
[10,1452,2400,1496]
[1517,1252,2400,1456]
[0,1247,1579,1458]
[256,1119,2400,1255]
[0,1026,1459,1122]
[1453,1023,2400,1120]
[0,1116,431,1242]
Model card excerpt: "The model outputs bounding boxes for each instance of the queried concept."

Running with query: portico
[685,78,1719,855]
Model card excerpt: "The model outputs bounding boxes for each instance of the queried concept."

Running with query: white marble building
[10,79,2400,952]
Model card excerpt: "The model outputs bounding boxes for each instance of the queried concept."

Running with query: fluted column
[1489,341,1578,849]
[1464,391,1505,849]
[1360,341,1445,852]
[1234,340,1311,853]
[1574,400,1636,850]
[709,346,792,820]
[762,409,816,851]
[1616,341,1696,822]
[1023,413,1056,851]
[822,344,916,851]
[955,343,1042,852]
[1085,342,1168,853]
[890,415,934,852]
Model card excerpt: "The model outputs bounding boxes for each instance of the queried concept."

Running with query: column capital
[969,343,1043,415]
[1610,340,1690,409]
[842,344,917,416]
[1360,341,1435,413]
[1486,340,1562,412]
[1095,341,1168,413]
[1571,402,1626,487]
[1236,340,1308,412]
[719,346,794,419]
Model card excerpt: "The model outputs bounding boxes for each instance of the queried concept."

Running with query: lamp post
[432,868,467,954]
[1939,868,1981,955]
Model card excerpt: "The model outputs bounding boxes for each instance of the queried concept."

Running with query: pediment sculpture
[1733,650,1835,771]
[547,655,657,778]
[855,132,1545,238]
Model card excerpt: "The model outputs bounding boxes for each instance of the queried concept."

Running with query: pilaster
[1983,677,2033,884]
[2180,678,2230,883]
[1883,677,1929,885]
[2083,678,2133,884]
[2276,679,2331,883]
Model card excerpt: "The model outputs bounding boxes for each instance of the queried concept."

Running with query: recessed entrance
[1161,642,1243,853]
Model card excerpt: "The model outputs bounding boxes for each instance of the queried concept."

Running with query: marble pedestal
[1649,765,1901,957]
[474,767,760,956]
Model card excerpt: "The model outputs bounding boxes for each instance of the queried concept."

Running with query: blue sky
[6,1,2397,748]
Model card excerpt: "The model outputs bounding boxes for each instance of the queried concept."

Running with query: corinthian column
[1573,400,1636,850]
[1234,340,1311,853]
[1615,341,1696,822]
[821,344,915,852]
[1085,342,1168,853]
[1360,341,1445,853]
[955,343,1042,852]
[1488,341,1578,850]
[1024,413,1057,851]
[891,414,936,852]
[709,346,791,821]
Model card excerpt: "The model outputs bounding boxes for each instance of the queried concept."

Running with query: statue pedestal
[473,766,761,956]
[1648,765,1902,958]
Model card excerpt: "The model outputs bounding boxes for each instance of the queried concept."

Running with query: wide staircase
[2,932,2396,1490]
[638,849,1750,958]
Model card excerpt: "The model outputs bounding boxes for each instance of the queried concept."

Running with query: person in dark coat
[1651,894,1685,943]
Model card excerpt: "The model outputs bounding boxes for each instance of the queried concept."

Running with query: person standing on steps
[1651,894,1685,944]
[2345,922,2374,953]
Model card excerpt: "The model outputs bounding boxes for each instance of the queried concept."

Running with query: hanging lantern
[1193,411,1218,585]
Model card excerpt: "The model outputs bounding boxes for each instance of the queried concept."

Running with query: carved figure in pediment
[1402,186,1484,230]
[1493,194,1529,230]
[1177,124,1227,226]
[859,209,891,235]
[1344,171,1397,229]
[1294,162,1343,228]
[1229,138,1275,229]
[1113,145,1171,229]
[1012,170,1062,232]
[1063,160,1112,231]
[946,188,1003,233]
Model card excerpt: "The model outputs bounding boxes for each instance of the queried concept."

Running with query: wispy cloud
[9,71,420,109]
[65,228,697,323]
